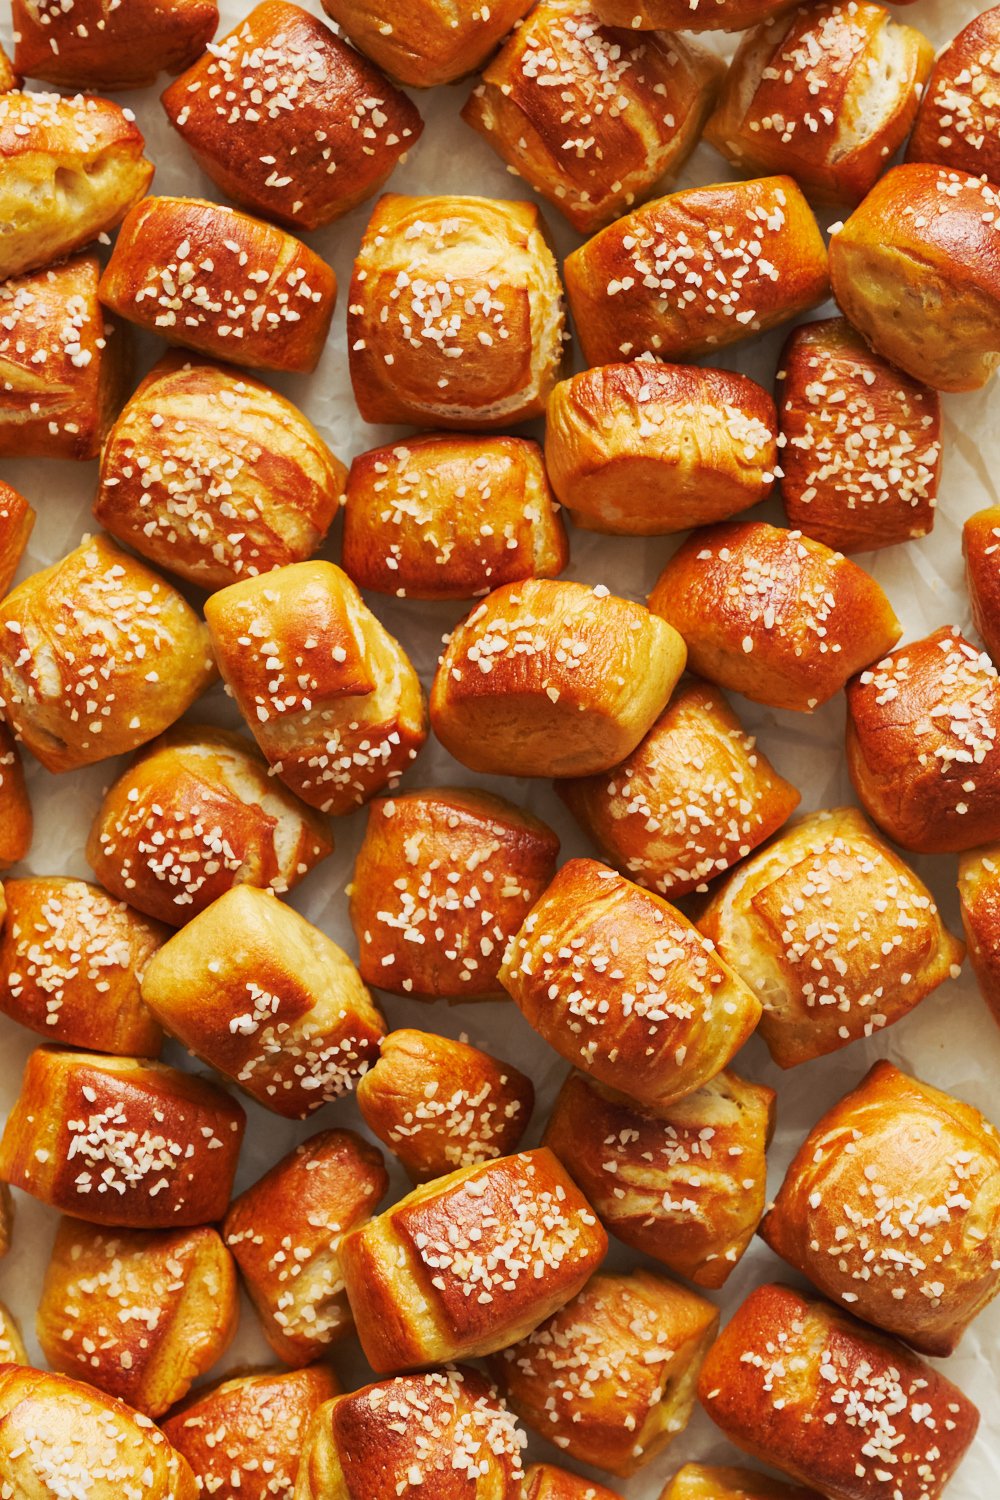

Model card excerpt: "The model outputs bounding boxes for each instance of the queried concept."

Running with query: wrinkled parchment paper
[0,0,996,1492]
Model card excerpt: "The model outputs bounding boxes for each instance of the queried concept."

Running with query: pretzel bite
[829,164,1000,392]
[9,549,198,775]
[319,0,534,87]
[162,2,422,231]
[564,176,828,367]
[431,578,686,778]
[339,1148,608,1372]
[348,193,566,429]
[845,626,1000,852]
[545,362,777,536]
[0,722,31,870]
[0,480,33,595]
[0,1183,12,1258]
[0,256,131,460]
[700,807,964,1068]
[907,5,1000,182]
[593,0,800,32]
[959,843,1000,1027]
[341,433,568,600]
[662,1465,824,1499]
[777,317,941,552]
[705,2,932,206]
[492,1270,718,1477]
[349,787,559,1000]
[295,1366,526,1499]
[0,535,215,773]
[223,1129,388,1365]
[0,1365,198,1498]
[141,885,385,1118]
[13,0,217,90]
[0,1047,245,1227]
[204,561,427,815]
[0,90,152,279]
[0,877,165,1053]
[356,1030,535,1181]
[36,1218,237,1416]
[95,355,346,590]
[462,5,722,234]
[86,726,333,927]
[99,196,336,374]
[0,1300,26,1364]
[648,521,901,713]
[524,1467,623,1500]
[500,859,761,1110]
[0,42,17,89]
[964,505,1000,664]
[559,676,800,897]
[761,1060,1000,1356]
[544,1068,774,1287]
[162,1365,341,1500]
[697,1283,980,1500]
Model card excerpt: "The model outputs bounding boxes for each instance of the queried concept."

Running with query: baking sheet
[0,0,996,1492]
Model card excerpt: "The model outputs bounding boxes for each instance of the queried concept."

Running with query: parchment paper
[0,0,995,1492]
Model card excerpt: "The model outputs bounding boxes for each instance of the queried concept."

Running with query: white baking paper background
[0,0,996,1493]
